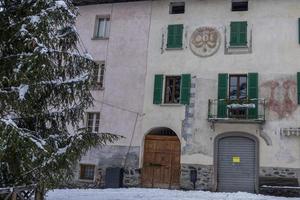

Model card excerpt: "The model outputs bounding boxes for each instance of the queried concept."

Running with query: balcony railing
[208,98,265,123]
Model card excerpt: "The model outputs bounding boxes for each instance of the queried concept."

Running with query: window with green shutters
[230,21,247,46]
[217,73,258,119]
[153,74,191,105]
[297,72,300,105]
[167,24,184,49]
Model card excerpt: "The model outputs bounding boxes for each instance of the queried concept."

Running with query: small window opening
[232,1,248,11]
[170,2,185,14]
[80,164,95,180]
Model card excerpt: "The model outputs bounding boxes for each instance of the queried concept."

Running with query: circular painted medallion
[189,27,221,57]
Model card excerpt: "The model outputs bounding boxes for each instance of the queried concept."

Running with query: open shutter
[153,74,163,104]
[248,73,258,119]
[217,73,228,118]
[298,72,300,104]
[180,74,191,105]
[167,24,183,48]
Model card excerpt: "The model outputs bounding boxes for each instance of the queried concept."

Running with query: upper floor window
[87,112,100,133]
[165,76,181,104]
[229,74,247,101]
[169,2,185,14]
[232,0,248,11]
[167,24,184,49]
[80,164,95,180]
[153,74,191,105]
[93,61,105,90]
[230,21,247,47]
[94,16,110,39]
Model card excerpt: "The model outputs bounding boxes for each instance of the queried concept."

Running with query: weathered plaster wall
[74,1,151,184]
[142,0,300,170]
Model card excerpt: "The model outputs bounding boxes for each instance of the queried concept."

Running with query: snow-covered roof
[73,0,146,6]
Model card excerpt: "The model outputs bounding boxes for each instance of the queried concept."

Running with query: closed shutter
[153,74,164,104]
[180,74,191,105]
[298,72,300,104]
[248,73,258,119]
[298,18,300,44]
[230,21,247,46]
[217,73,228,118]
[167,24,183,49]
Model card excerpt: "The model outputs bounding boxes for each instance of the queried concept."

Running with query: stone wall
[260,167,299,179]
[180,164,213,191]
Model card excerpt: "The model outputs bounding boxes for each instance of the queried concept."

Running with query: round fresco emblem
[189,27,221,57]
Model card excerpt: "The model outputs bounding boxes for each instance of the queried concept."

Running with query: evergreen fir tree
[0,0,119,191]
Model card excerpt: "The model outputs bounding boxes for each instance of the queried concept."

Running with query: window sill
[165,47,183,51]
[91,37,109,40]
[225,45,252,55]
[159,103,182,107]
[78,179,95,182]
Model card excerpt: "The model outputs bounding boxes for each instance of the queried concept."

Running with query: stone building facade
[74,0,300,196]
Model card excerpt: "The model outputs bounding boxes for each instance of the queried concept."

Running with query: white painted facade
[142,0,300,168]
[74,0,300,191]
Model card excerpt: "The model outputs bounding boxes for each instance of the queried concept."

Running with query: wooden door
[142,135,180,189]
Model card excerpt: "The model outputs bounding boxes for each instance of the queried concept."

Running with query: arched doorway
[214,132,259,193]
[141,127,181,189]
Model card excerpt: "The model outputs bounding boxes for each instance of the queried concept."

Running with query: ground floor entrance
[216,133,258,193]
[141,129,180,189]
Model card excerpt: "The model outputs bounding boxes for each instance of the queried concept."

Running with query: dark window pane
[164,76,181,103]
[232,1,248,11]
[170,2,185,14]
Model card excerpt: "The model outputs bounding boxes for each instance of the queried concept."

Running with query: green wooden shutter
[167,24,183,48]
[298,18,300,44]
[230,21,247,46]
[153,74,163,104]
[217,73,228,118]
[180,74,191,105]
[297,72,300,104]
[248,73,258,119]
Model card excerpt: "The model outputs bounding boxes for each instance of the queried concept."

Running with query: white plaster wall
[76,1,152,166]
[142,0,300,169]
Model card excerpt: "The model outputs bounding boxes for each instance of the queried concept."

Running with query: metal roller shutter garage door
[217,136,256,193]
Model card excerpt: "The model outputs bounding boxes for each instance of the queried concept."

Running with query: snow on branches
[0,0,119,189]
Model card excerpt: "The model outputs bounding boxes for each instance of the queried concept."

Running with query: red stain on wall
[262,80,297,118]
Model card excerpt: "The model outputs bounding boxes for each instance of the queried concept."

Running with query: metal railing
[0,185,38,200]
[208,98,266,123]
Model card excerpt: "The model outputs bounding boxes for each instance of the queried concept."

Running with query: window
[87,113,100,133]
[164,76,181,104]
[232,0,248,11]
[170,2,185,14]
[80,164,95,180]
[230,21,247,46]
[229,75,247,100]
[167,24,184,49]
[94,16,110,38]
[153,74,191,105]
[229,75,247,118]
[93,61,105,89]
[217,73,258,119]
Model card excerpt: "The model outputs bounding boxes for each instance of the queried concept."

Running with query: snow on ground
[46,188,300,200]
